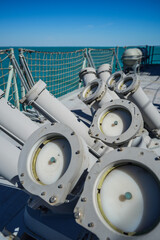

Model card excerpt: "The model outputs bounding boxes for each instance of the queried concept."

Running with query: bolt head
[49,196,57,203]
[74,211,82,220]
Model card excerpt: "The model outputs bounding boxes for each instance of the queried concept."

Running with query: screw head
[88,222,94,227]
[76,150,80,154]
[49,196,57,203]
[41,192,46,196]
[74,211,82,220]
[81,197,87,202]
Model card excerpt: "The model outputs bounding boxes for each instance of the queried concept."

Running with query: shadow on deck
[141,64,160,76]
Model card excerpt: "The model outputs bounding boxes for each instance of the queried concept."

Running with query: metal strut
[19,53,35,88]
[9,49,30,92]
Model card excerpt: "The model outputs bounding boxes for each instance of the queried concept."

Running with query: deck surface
[0,64,160,239]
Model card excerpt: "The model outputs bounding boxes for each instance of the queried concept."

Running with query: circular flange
[18,122,88,205]
[115,74,140,96]
[74,147,160,240]
[107,71,125,90]
[89,99,143,146]
[79,78,107,104]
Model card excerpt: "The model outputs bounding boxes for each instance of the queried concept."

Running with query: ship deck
[0,64,160,239]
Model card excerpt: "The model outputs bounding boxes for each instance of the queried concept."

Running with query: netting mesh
[0,49,19,108]
[88,48,115,70]
[20,49,87,98]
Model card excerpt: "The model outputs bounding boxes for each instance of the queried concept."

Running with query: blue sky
[0,0,160,46]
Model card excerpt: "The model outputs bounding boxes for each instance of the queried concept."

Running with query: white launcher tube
[79,67,97,86]
[128,86,160,131]
[0,135,20,182]
[115,75,160,134]
[0,96,39,143]
[97,64,119,100]
[24,80,95,148]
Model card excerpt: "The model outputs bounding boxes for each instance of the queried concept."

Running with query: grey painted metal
[0,134,20,182]
[107,71,126,90]
[97,63,112,78]
[31,101,58,123]
[115,74,140,96]
[97,64,119,100]
[89,99,143,146]
[19,54,35,88]
[5,65,14,101]
[0,124,24,146]
[115,74,160,136]
[9,52,30,92]
[22,80,95,148]
[13,68,20,109]
[79,78,107,104]
[122,48,142,67]
[18,122,92,206]
[0,96,39,142]
[74,147,160,240]
[79,67,97,86]
[87,50,96,69]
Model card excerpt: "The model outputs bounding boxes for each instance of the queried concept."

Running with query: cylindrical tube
[0,97,39,142]
[79,67,96,86]
[128,86,160,130]
[97,64,119,100]
[97,64,111,82]
[98,90,113,108]
[115,75,160,132]
[0,134,20,182]
[25,80,95,147]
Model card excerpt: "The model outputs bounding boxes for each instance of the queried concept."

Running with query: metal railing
[0,49,20,109]
[150,46,160,64]
[87,48,115,70]
[0,46,159,111]
[19,48,87,98]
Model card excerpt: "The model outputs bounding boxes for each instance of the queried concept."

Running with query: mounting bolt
[49,196,57,203]
[81,197,87,202]
[74,211,82,220]
[118,148,123,152]
[88,222,94,227]
[41,192,46,196]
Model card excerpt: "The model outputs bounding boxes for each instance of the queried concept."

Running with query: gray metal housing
[79,78,106,104]
[74,147,160,240]
[18,122,89,206]
[89,99,143,146]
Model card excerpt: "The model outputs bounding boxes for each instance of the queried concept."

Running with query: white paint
[99,164,160,233]
[100,109,131,137]
[36,138,71,185]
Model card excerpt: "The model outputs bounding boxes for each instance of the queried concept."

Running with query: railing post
[13,69,20,109]
[5,64,14,101]
[87,49,96,69]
